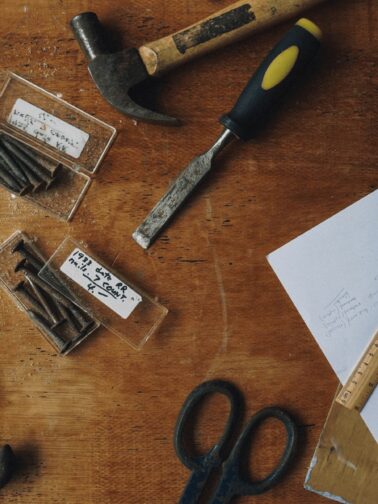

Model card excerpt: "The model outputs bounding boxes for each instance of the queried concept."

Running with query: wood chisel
[133,18,322,249]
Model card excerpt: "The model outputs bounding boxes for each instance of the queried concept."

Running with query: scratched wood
[0,0,376,503]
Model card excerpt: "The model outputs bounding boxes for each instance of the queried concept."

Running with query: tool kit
[70,1,325,125]
[0,232,168,354]
[0,72,116,220]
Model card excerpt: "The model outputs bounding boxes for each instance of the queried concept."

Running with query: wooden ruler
[336,332,378,411]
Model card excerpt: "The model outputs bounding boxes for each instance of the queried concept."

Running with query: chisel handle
[220,18,322,140]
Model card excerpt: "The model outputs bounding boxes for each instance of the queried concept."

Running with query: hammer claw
[109,100,181,126]
[72,13,180,125]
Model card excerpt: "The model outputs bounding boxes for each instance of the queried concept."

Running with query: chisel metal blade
[133,129,235,249]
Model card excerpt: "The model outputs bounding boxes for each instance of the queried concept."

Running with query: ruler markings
[336,333,378,411]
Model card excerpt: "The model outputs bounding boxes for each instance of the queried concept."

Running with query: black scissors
[174,380,298,504]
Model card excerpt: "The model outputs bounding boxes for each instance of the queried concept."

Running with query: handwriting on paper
[60,248,142,319]
[319,277,378,338]
[267,191,378,442]
[320,289,369,337]
[8,99,89,158]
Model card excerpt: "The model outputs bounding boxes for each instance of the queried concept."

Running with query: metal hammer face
[70,12,180,126]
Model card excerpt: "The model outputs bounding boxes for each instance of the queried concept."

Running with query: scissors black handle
[174,380,243,504]
[210,406,298,503]
[175,380,298,504]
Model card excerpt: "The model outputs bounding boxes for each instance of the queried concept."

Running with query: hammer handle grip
[138,0,325,77]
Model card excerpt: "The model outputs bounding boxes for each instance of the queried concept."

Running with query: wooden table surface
[0,1,376,503]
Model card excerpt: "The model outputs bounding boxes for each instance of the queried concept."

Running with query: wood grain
[0,0,376,503]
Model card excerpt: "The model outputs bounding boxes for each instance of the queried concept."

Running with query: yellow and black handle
[220,18,322,140]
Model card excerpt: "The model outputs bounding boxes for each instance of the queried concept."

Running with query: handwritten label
[8,99,89,158]
[60,248,142,319]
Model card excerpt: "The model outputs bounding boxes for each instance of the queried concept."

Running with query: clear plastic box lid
[39,237,168,350]
[0,72,116,175]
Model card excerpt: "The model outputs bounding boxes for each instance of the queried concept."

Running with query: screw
[27,310,71,354]
[0,444,15,489]
[12,239,44,271]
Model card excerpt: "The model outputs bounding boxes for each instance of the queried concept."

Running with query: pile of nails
[0,132,60,195]
[12,239,96,354]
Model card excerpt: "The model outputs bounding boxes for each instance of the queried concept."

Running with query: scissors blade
[178,460,214,504]
[208,458,239,504]
[209,407,298,503]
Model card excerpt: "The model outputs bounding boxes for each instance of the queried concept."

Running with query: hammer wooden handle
[139,0,325,76]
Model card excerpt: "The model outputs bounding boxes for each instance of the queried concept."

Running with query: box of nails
[0,72,116,220]
[0,231,100,355]
[38,237,168,350]
[0,232,168,354]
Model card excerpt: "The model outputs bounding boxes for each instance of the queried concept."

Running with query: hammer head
[71,12,180,126]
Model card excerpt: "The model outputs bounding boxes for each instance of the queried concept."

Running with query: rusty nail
[0,160,23,192]
[26,277,61,327]
[23,270,72,309]
[68,303,92,331]
[13,281,50,320]
[12,240,44,271]
[0,141,29,185]
[2,140,55,187]
[55,303,81,336]
[15,161,45,192]
[1,134,61,176]
[26,309,71,354]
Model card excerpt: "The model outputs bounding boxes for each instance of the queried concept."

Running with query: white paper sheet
[267,190,378,442]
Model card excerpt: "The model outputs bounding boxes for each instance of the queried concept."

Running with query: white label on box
[8,98,89,158]
[60,248,142,319]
